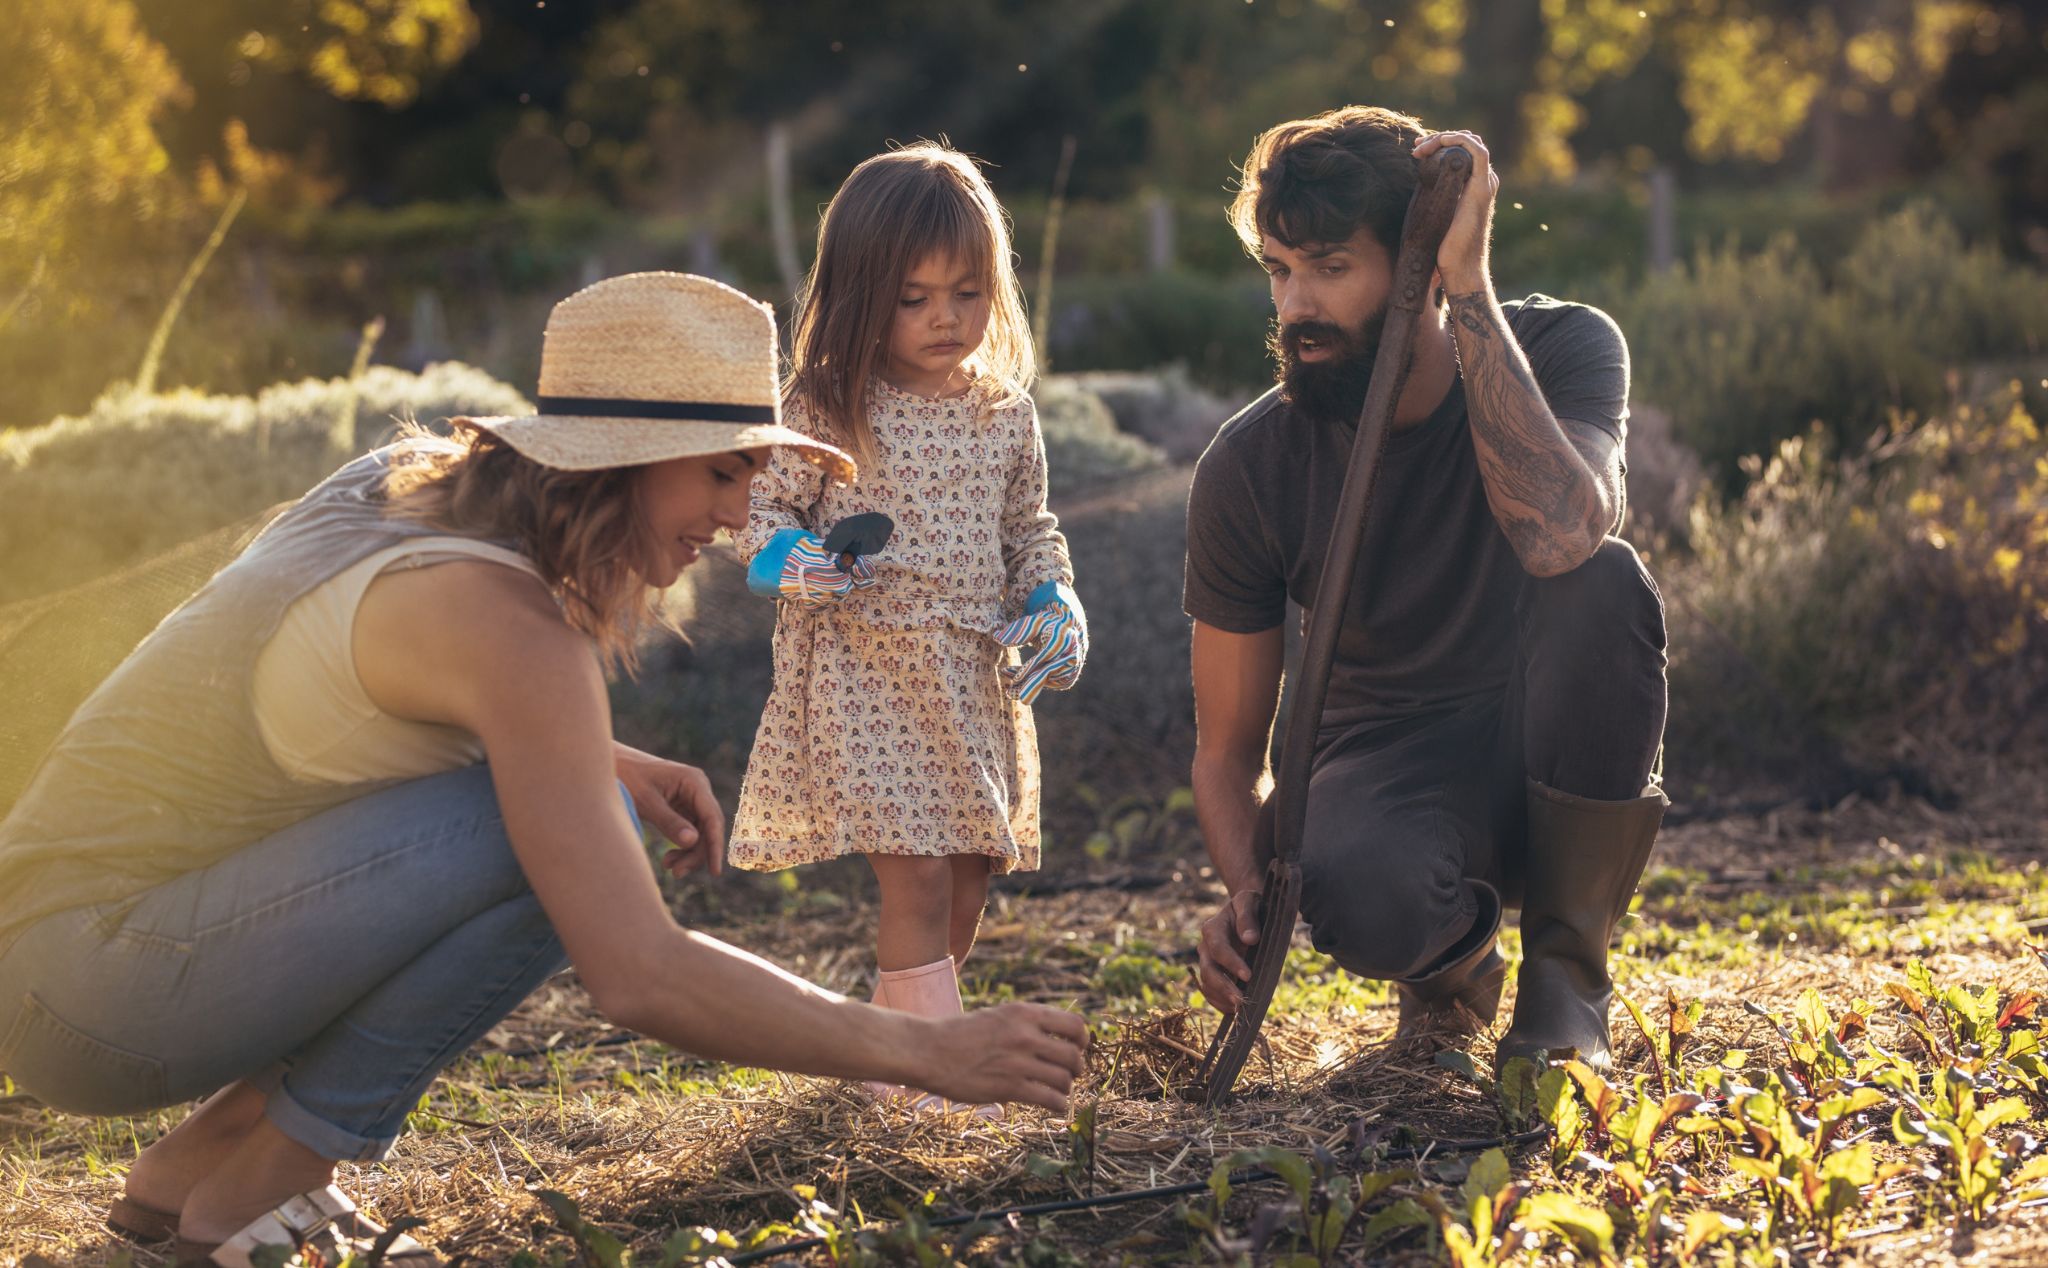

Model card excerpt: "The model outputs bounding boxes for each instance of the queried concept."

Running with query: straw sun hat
[467,272,855,485]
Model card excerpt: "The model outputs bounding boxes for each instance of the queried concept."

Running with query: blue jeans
[0,765,625,1161]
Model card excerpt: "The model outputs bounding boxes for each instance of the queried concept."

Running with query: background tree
[0,0,187,322]
[1524,0,2008,182]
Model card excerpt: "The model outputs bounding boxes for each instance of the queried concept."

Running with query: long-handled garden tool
[1197,144,1474,1106]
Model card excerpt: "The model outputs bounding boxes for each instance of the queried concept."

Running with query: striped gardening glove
[997,581,1088,705]
[746,528,878,610]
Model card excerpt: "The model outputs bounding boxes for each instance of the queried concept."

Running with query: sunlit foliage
[157,0,480,108]
[0,0,188,310]
[1529,0,1997,171]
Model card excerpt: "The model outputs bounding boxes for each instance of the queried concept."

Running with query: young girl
[731,145,1087,1111]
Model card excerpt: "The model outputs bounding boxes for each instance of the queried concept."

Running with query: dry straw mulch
[6,773,2048,1265]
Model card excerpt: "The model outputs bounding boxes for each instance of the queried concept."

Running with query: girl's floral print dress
[729,379,1073,874]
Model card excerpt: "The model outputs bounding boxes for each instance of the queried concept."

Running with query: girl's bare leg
[866,853,954,970]
[948,854,993,966]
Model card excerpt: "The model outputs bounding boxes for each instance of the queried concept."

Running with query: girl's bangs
[916,183,999,285]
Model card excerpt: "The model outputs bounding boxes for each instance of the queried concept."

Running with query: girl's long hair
[785,143,1035,468]
[382,422,673,673]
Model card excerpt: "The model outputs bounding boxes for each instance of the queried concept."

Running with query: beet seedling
[1542,1057,1711,1258]
[1418,1146,1615,1267]
[527,1190,746,1268]
[1886,1064,2048,1227]
[1717,1072,1900,1249]
[1182,1147,1423,1265]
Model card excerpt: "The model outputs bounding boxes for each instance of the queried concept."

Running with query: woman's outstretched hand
[613,743,727,878]
[917,1003,1090,1113]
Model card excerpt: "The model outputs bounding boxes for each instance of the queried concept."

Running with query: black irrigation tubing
[721,1125,1550,1266]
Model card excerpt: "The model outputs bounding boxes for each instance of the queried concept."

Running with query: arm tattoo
[1445,289,1617,574]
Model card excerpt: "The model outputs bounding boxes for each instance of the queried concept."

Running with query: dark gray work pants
[1296,537,1668,981]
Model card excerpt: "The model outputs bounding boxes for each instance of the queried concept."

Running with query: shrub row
[1599,204,2048,483]
[0,365,1145,605]
[1660,381,2048,787]
[0,363,531,605]
[1034,374,1167,491]
[9,194,2036,491]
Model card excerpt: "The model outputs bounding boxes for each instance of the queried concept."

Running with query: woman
[0,273,1088,1267]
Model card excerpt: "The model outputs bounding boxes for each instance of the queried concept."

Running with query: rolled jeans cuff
[265,1079,400,1162]
[243,1061,286,1096]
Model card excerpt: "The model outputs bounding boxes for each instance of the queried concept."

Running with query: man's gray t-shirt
[1182,294,1629,744]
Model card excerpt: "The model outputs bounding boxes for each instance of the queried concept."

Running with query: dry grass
[6,772,2048,1266]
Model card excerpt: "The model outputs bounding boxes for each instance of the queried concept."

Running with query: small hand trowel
[821,512,894,571]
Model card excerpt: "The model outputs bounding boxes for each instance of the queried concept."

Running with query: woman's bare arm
[351,561,1086,1107]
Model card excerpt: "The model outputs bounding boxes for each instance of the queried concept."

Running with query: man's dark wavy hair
[1229,105,1427,259]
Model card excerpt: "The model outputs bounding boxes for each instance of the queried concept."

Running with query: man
[1186,106,1668,1070]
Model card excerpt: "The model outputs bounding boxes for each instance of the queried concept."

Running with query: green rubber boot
[1495,779,1667,1073]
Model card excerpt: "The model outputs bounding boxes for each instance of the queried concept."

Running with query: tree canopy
[3,0,2043,298]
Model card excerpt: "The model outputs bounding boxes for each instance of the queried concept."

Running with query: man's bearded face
[1269,303,1389,426]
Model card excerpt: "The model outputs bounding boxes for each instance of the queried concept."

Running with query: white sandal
[172,1185,440,1268]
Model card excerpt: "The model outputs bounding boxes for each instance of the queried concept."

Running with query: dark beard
[1270,305,1389,426]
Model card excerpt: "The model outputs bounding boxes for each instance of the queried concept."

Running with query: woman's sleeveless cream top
[251,537,543,784]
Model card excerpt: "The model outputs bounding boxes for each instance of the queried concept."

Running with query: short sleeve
[1183,440,1286,633]
[1522,302,1629,445]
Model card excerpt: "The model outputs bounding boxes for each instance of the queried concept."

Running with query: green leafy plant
[1886,1065,2048,1227]
[1536,1063,1587,1172]
[1619,989,1703,1098]
[1417,1147,1614,1268]
[1067,1100,1099,1195]
[1740,988,1872,1091]
[531,1190,745,1268]
[1436,1051,1546,1138]
[1543,1058,1708,1259]
[719,1188,1000,1268]
[1715,1072,1896,1247]
[1673,1209,1749,1266]
[1182,1147,1422,1266]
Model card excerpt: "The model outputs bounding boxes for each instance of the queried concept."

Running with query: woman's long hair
[785,143,1035,469]
[382,422,672,672]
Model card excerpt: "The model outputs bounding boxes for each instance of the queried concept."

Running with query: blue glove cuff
[747,528,815,598]
[1026,580,1087,640]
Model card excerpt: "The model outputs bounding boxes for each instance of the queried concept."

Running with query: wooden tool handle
[1268,143,1472,867]
[1387,145,1472,315]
